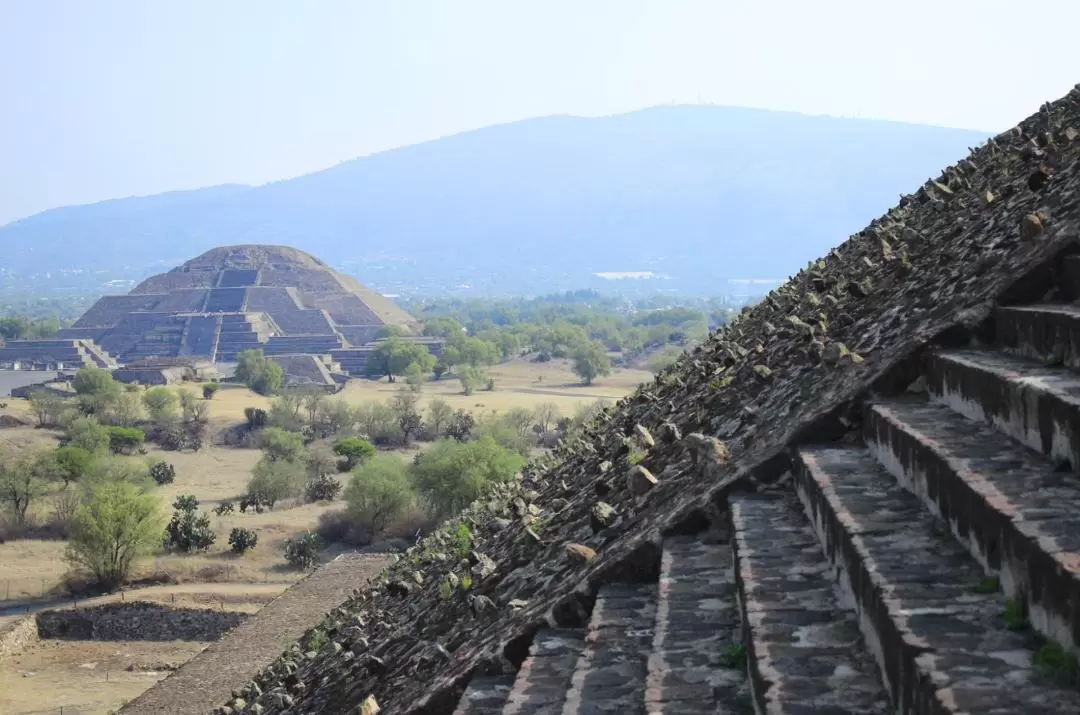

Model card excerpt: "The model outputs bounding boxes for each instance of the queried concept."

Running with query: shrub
[66,417,111,454]
[445,409,476,442]
[410,436,525,518]
[236,349,283,396]
[330,436,378,470]
[148,460,176,486]
[283,532,321,570]
[142,387,179,422]
[163,495,216,553]
[306,473,342,502]
[53,445,94,487]
[244,407,268,429]
[315,509,373,547]
[213,500,235,516]
[202,383,221,400]
[228,527,258,554]
[106,426,145,455]
[259,427,306,463]
[345,455,414,533]
[246,458,305,510]
[64,480,163,590]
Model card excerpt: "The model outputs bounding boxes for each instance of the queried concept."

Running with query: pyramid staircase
[444,252,1080,714]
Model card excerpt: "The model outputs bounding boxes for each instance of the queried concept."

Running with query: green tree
[345,455,414,533]
[333,437,376,471]
[247,458,305,509]
[258,427,306,463]
[27,390,67,428]
[107,426,146,455]
[0,452,51,525]
[202,383,221,400]
[410,436,525,517]
[73,367,121,415]
[110,391,144,426]
[163,494,216,553]
[235,349,284,396]
[368,338,436,382]
[425,399,454,438]
[64,480,163,590]
[142,387,179,422]
[570,341,613,385]
[54,445,95,487]
[66,416,111,454]
[457,365,486,396]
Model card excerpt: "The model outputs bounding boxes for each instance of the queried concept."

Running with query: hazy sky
[2,0,1078,225]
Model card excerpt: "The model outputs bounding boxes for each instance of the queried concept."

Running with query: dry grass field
[0,357,650,714]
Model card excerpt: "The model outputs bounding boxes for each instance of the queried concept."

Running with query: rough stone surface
[645,536,750,714]
[731,494,889,714]
[794,445,1080,713]
[562,584,656,715]
[35,601,244,642]
[865,397,1080,656]
[502,629,585,714]
[216,86,1080,715]
[450,675,514,715]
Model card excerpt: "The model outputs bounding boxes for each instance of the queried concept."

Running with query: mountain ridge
[0,105,991,294]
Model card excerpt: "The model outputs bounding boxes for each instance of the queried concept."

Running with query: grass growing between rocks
[1033,641,1080,688]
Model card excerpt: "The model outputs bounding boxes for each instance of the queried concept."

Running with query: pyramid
[58,244,417,364]
[125,85,1080,715]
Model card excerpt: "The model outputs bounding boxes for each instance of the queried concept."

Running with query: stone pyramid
[58,244,416,364]
[127,85,1080,715]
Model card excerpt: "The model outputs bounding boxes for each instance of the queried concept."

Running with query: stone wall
[0,615,39,666]
[35,602,246,642]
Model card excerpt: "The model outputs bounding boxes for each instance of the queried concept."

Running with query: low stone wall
[36,602,246,642]
[0,615,39,665]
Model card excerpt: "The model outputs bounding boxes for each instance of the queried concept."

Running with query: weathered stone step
[502,629,585,715]
[866,397,1080,655]
[645,536,750,715]
[452,674,515,715]
[562,584,656,715]
[995,304,1080,369]
[729,494,889,714]
[926,348,1080,469]
[795,445,1080,714]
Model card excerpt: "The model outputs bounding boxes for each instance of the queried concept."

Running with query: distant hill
[0,106,990,295]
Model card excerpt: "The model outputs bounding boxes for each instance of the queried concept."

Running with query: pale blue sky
[1,0,1077,225]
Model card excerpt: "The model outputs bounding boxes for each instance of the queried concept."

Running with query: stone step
[452,675,516,715]
[645,536,750,715]
[794,445,1080,713]
[562,584,656,715]
[995,304,1080,369]
[865,397,1080,655]
[925,348,1080,469]
[729,494,889,715]
[502,629,585,715]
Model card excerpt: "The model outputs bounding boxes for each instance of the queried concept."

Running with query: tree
[73,367,121,415]
[410,436,525,517]
[27,390,67,428]
[54,445,95,487]
[258,427,306,463]
[107,426,145,455]
[109,391,144,427]
[247,458,305,509]
[235,349,284,396]
[390,389,422,445]
[534,402,561,435]
[202,383,221,400]
[570,341,613,385]
[64,480,163,590]
[345,455,414,533]
[368,338,436,382]
[66,417,111,454]
[0,452,51,525]
[426,399,454,438]
[333,437,376,471]
[142,387,179,422]
[178,388,209,424]
[457,365,486,396]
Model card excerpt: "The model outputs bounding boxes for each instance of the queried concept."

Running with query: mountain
[0,106,990,295]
